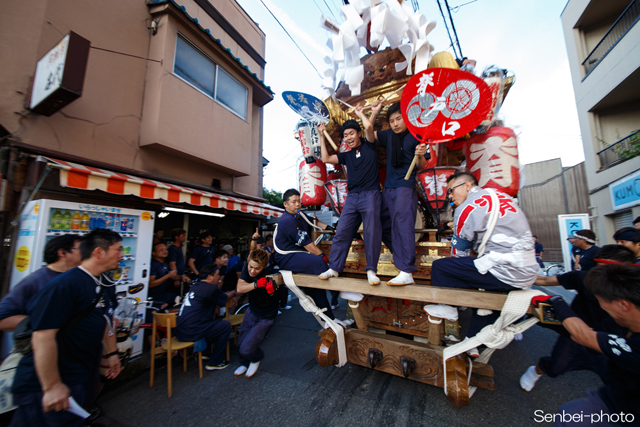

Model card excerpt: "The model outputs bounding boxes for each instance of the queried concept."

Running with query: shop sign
[29,31,91,116]
[610,169,640,211]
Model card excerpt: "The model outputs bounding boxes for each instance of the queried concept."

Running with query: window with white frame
[174,35,248,120]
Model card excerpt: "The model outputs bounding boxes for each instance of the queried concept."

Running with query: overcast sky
[234,0,584,193]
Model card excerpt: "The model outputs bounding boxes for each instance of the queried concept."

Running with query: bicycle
[544,264,565,277]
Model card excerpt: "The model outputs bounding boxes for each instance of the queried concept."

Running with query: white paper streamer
[323,0,437,97]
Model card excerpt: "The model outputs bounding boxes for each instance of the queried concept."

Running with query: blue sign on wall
[610,169,640,211]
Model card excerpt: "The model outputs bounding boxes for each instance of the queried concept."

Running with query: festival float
[274,0,533,408]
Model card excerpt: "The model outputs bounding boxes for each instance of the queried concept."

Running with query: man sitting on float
[273,189,339,323]
[317,105,382,286]
[431,171,538,356]
[367,100,430,285]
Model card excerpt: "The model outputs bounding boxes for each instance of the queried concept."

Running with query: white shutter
[612,210,634,231]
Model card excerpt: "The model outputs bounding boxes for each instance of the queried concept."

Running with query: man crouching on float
[273,189,339,323]
[431,171,538,356]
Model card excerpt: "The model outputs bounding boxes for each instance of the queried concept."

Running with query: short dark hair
[585,264,640,308]
[283,188,300,203]
[532,235,538,239]
[595,244,636,264]
[575,229,596,242]
[199,231,212,240]
[633,216,640,225]
[80,228,122,261]
[200,263,219,277]
[44,234,81,264]
[613,227,640,243]
[265,234,273,243]
[387,102,402,120]
[171,228,186,241]
[213,250,228,262]
[447,171,478,186]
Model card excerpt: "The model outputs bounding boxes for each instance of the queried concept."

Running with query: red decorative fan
[400,68,493,143]
[399,68,493,179]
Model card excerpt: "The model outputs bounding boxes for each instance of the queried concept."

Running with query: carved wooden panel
[319,240,451,281]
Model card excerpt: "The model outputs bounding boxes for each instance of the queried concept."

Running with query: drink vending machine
[5,199,155,359]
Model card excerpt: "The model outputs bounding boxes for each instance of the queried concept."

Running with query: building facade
[561,0,640,243]
[0,0,279,291]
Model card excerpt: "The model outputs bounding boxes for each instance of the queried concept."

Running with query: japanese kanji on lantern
[298,157,327,206]
[463,126,520,197]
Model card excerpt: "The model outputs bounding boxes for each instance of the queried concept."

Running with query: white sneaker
[520,365,542,392]
[387,271,414,286]
[234,365,248,376]
[245,361,260,378]
[367,270,380,285]
[319,268,339,280]
[462,337,479,358]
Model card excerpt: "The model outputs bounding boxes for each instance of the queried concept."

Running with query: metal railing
[597,130,640,170]
[582,0,640,77]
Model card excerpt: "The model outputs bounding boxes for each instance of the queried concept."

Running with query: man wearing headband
[613,227,640,264]
[567,236,582,271]
[520,245,636,392]
[176,264,234,371]
[571,229,599,272]
[317,107,382,286]
[367,100,430,285]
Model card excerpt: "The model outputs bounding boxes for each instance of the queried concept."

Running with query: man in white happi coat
[430,171,538,343]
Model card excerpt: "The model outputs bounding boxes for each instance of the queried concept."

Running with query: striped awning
[44,157,283,218]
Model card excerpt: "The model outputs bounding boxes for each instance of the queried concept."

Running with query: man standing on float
[367,100,430,285]
[317,105,382,286]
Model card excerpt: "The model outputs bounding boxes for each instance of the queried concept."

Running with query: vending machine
[6,199,155,359]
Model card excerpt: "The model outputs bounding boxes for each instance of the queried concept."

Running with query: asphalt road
[93,291,600,427]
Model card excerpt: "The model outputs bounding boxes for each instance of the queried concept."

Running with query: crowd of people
[0,223,295,426]
[0,101,638,425]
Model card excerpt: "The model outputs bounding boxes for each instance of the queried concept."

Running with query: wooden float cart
[270,230,534,408]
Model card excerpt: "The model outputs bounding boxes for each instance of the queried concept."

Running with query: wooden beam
[271,273,534,313]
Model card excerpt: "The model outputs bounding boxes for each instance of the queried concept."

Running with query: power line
[449,0,478,13]
[310,0,327,16]
[443,0,464,59]
[322,0,338,21]
[435,0,463,60]
[258,0,324,79]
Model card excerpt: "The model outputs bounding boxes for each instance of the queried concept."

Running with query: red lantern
[463,126,520,197]
[298,158,327,206]
[416,167,460,214]
[324,179,348,216]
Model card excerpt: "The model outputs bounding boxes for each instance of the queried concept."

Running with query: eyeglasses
[447,182,466,196]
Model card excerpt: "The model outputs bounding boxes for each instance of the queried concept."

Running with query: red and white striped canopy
[45,157,283,218]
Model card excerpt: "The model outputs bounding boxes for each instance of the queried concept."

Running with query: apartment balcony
[582,0,640,77]
[597,129,640,170]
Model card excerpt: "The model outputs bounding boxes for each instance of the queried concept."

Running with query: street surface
[94,291,598,427]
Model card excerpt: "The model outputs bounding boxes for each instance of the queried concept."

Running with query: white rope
[272,225,309,256]
[442,289,545,397]
[280,271,348,367]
